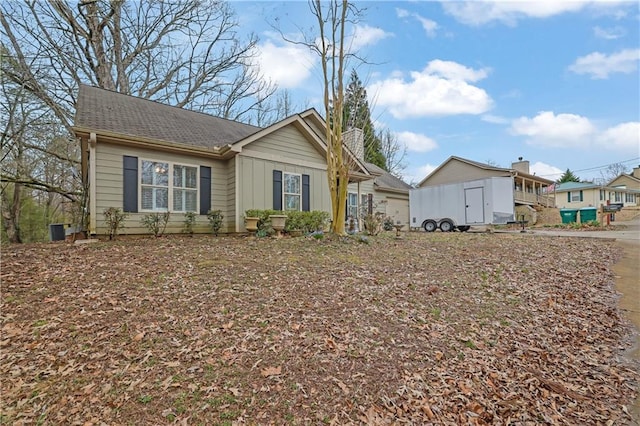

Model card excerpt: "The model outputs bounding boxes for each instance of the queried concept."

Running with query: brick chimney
[342,128,364,161]
[511,157,530,174]
[633,165,640,179]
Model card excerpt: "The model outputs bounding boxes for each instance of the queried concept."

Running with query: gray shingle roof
[74,84,261,148]
[364,162,412,192]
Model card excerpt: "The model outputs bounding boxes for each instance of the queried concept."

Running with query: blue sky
[233,1,639,184]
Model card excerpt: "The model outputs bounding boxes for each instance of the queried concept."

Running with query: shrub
[382,216,395,231]
[141,212,170,237]
[362,212,385,236]
[207,209,224,236]
[183,212,197,235]
[103,207,128,240]
[284,210,330,234]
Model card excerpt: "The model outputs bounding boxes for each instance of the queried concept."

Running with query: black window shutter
[200,166,211,215]
[579,190,583,202]
[567,192,571,203]
[273,170,282,210]
[123,156,138,213]
[302,174,310,211]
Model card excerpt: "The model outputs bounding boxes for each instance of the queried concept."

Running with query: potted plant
[269,214,287,237]
[244,209,261,232]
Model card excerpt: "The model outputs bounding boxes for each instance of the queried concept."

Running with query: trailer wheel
[439,220,454,232]
[423,220,437,232]
[457,226,470,232]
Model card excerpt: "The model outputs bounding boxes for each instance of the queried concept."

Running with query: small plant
[141,212,170,237]
[183,211,197,235]
[207,209,224,236]
[382,216,395,231]
[103,207,128,240]
[362,212,385,236]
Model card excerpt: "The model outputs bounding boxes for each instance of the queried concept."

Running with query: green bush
[243,209,330,234]
[103,207,128,240]
[207,209,224,235]
[183,211,197,235]
[141,212,170,237]
[284,211,330,233]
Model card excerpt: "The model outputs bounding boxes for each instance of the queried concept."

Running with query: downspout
[89,133,97,234]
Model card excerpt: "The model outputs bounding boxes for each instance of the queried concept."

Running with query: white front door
[465,187,485,224]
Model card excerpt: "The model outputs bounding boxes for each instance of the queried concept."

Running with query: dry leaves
[0,233,638,424]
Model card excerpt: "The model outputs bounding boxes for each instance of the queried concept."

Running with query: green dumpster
[560,208,578,224]
[579,207,597,223]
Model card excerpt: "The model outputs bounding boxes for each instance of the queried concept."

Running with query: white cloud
[510,112,639,154]
[568,48,640,79]
[255,41,316,89]
[425,59,490,82]
[396,8,410,19]
[416,16,439,38]
[407,163,438,186]
[368,60,493,118]
[442,1,627,26]
[593,25,625,40]
[349,24,392,50]
[481,114,509,124]
[396,8,439,38]
[596,122,640,152]
[529,162,565,179]
[510,111,596,148]
[396,131,438,153]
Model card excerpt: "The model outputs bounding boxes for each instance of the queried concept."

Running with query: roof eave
[73,126,235,159]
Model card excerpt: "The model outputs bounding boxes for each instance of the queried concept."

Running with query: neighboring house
[608,166,640,192]
[73,85,408,236]
[417,156,555,208]
[553,181,640,209]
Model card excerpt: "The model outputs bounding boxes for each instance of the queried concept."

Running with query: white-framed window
[140,159,198,212]
[347,192,358,218]
[570,191,581,202]
[283,172,301,211]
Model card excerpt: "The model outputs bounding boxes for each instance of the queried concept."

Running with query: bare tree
[377,128,407,178]
[599,163,630,184]
[1,0,274,240]
[249,89,310,127]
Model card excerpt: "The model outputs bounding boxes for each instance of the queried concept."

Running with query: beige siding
[609,175,640,191]
[93,143,229,235]
[236,155,330,230]
[226,157,236,232]
[420,160,507,187]
[242,126,326,165]
[380,193,410,228]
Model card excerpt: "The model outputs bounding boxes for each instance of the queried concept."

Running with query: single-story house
[417,156,556,208]
[552,181,640,209]
[607,166,640,192]
[73,85,410,236]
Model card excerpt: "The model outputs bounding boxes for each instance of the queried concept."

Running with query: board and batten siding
[241,126,327,164]
[93,143,230,235]
[420,160,509,187]
[235,126,331,231]
[236,155,330,230]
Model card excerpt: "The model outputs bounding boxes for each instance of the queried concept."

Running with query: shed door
[465,187,485,224]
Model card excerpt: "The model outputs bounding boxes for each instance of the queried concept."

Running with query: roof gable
[74,84,260,148]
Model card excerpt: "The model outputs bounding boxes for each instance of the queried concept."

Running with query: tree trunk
[1,184,22,243]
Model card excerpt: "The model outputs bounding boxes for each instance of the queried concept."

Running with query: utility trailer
[409,177,515,232]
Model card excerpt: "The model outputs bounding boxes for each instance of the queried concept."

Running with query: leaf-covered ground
[1,232,638,425]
